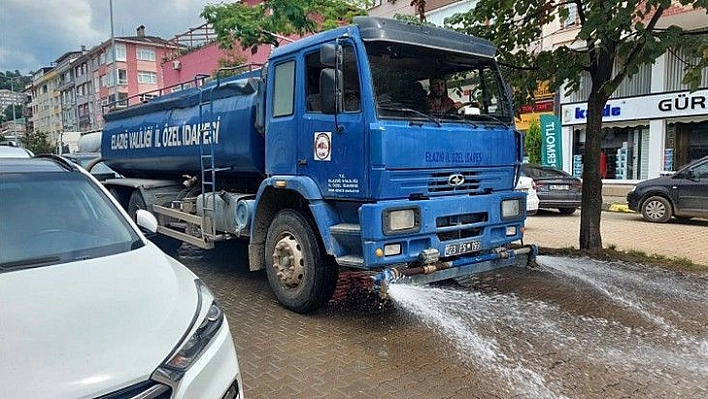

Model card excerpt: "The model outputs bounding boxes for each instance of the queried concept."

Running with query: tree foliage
[1,104,23,124]
[22,130,55,155]
[447,0,708,250]
[201,0,365,53]
[0,71,31,91]
[525,119,542,165]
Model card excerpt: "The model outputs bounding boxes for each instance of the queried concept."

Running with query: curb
[602,202,634,213]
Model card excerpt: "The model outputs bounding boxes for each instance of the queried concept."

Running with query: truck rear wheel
[265,209,338,313]
[128,190,182,253]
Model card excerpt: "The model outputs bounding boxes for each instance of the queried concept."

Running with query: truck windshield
[364,41,513,125]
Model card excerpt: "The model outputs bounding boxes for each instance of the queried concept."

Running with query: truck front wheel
[265,209,338,313]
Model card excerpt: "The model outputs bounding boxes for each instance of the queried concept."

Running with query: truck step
[337,255,364,267]
[330,223,361,235]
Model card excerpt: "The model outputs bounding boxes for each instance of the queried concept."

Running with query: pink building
[76,26,177,130]
[160,24,272,91]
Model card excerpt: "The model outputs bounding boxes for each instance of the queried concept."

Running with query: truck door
[299,43,367,200]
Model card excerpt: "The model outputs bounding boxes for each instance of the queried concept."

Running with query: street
[176,211,708,398]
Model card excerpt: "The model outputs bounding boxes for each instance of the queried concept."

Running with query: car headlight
[155,279,224,381]
[383,207,420,235]
[501,198,522,220]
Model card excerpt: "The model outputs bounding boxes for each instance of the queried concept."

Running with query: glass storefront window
[572,126,649,180]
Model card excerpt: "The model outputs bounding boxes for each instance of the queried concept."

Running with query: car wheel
[641,196,672,223]
[558,207,576,215]
[128,190,182,253]
[265,209,338,314]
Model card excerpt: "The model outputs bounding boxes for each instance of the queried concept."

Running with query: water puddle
[387,256,708,397]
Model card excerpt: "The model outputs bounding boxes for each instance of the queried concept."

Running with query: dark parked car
[627,155,708,222]
[63,152,120,181]
[522,164,582,215]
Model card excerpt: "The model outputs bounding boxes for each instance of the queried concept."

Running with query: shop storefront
[561,88,708,181]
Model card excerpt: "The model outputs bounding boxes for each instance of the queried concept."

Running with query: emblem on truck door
[448,173,465,186]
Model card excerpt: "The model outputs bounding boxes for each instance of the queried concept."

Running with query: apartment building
[159,24,275,90]
[27,67,61,145]
[0,89,25,113]
[55,51,83,136]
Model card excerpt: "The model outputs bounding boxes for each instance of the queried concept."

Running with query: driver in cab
[427,78,462,113]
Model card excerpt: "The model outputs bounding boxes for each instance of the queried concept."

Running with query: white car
[516,175,540,215]
[0,155,243,399]
[0,144,33,158]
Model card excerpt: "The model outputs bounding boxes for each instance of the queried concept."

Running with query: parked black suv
[627,155,708,222]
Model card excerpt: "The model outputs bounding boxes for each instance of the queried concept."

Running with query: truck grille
[391,167,510,197]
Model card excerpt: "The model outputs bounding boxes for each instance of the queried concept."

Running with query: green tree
[201,0,365,54]
[22,130,55,155]
[448,1,708,251]
[525,119,542,165]
[1,104,23,124]
[0,71,31,91]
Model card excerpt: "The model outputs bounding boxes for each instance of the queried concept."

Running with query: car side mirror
[136,209,158,234]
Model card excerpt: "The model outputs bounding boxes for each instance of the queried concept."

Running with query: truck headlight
[383,207,420,235]
[155,280,224,381]
[501,198,522,220]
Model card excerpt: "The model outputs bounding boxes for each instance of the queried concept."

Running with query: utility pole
[110,0,119,104]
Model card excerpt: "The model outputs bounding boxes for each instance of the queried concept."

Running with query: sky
[0,0,218,74]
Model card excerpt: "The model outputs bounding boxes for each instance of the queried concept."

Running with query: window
[118,69,127,85]
[273,61,295,117]
[562,4,577,28]
[304,45,360,113]
[107,44,126,62]
[137,47,156,61]
[137,71,157,84]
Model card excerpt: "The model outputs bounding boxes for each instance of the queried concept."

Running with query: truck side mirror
[320,69,342,114]
[320,44,342,67]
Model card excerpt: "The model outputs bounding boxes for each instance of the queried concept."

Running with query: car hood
[636,175,674,188]
[0,244,198,398]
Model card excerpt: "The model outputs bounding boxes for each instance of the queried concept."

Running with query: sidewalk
[523,209,708,267]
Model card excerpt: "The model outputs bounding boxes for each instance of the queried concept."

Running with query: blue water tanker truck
[100,17,538,313]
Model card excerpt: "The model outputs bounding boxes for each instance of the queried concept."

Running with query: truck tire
[265,209,338,313]
[128,190,182,253]
[641,195,672,223]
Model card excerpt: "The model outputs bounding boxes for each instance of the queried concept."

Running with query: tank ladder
[197,74,219,241]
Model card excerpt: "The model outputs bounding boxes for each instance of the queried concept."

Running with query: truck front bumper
[358,191,528,269]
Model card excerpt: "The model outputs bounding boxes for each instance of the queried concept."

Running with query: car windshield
[0,172,141,271]
[525,166,571,179]
[364,41,513,125]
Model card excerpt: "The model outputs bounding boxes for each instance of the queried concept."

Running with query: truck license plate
[444,240,481,256]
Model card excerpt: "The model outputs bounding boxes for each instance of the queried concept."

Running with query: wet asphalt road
[175,243,708,399]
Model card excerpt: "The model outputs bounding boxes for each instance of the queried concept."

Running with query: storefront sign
[515,111,554,131]
[561,89,708,125]
[540,114,563,169]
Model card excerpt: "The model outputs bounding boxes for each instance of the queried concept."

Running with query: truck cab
[251,17,531,310]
